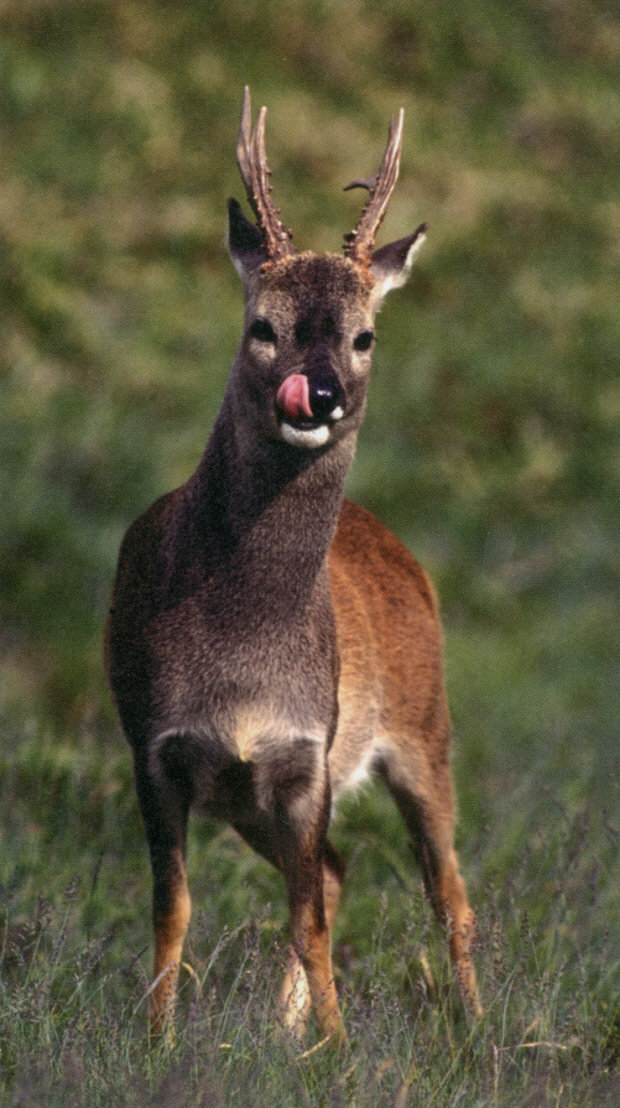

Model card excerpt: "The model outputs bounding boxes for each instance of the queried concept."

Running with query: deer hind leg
[134,750,192,1039]
[382,757,482,1017]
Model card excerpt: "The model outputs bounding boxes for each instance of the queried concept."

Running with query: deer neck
[181,393,356,610]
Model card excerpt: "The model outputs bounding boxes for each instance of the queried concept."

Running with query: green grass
[1,1,619,1103]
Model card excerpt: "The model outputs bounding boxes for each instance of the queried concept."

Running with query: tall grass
[1,809,617,1105]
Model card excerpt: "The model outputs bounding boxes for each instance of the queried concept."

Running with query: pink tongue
[276,374,313,421]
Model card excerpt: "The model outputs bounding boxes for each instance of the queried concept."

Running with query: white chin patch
[280,421,330,449]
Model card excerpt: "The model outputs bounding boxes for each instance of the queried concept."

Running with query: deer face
[226,88,427,452]
[232,251,376,450]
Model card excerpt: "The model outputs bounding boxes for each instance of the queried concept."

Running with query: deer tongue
[276,374,313,422]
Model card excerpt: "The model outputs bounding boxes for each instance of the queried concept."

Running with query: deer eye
[249,317,277,344]
[353,329,374,352]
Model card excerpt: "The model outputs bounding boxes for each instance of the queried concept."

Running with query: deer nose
[308,374,345,422]
[277,374,345,424]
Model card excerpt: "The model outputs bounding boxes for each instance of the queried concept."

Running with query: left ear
[227,197,269,290]
[369,222,427,310]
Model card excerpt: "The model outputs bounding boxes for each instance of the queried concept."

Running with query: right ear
[227,198,269,288]
[369,222,428,311]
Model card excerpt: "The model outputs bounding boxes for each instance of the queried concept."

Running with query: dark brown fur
[106,101,480,1045]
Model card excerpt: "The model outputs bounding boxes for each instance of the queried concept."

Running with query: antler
[236,86,295,260]
[343,109,404,268]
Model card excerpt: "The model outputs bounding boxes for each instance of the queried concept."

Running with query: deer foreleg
[284,853,344,1044]
[150,852,192,1036]
[256,743,346,1045]
[134,752,191,1038]
[279,841,345,1040]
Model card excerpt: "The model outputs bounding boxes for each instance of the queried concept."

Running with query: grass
[1,1,619,1104]
[1,791,617,1105]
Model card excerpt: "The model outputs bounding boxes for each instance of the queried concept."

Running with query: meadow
[0,2,618,1104]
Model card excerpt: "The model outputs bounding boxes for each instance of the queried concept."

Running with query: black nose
[308,375,345,421]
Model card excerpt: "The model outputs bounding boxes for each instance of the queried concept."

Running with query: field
[1,2,619,1104]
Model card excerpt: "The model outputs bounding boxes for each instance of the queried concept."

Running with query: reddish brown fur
[106,92,480,1046]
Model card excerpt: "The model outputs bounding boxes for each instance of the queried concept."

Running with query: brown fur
[106,99,480,1045]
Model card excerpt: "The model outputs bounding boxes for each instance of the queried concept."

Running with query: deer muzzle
[276,374,344,426]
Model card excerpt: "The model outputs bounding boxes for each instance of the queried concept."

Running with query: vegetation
[1,1,618,1103]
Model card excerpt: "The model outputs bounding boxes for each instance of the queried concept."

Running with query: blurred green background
[0,1,618,1098]
[1,0,618,733]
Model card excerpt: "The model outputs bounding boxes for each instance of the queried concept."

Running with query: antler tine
[252,107,295,257]
[236,85,254,207]
[236,86,295,261]
[344,108,405,267]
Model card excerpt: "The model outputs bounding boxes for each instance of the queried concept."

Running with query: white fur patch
[150,715,326,774]
[279,421,330,449]
[231,703,327,762]
[336,736,386,798]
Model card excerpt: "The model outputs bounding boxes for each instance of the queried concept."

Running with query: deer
[105,87,481,1048]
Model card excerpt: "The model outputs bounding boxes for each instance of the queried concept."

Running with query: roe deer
[105,87,481,1045]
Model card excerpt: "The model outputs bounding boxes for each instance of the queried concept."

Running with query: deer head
[226,87,427,452]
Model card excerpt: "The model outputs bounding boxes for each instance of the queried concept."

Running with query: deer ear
[369,222,427,309]
[227,198,269,285]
